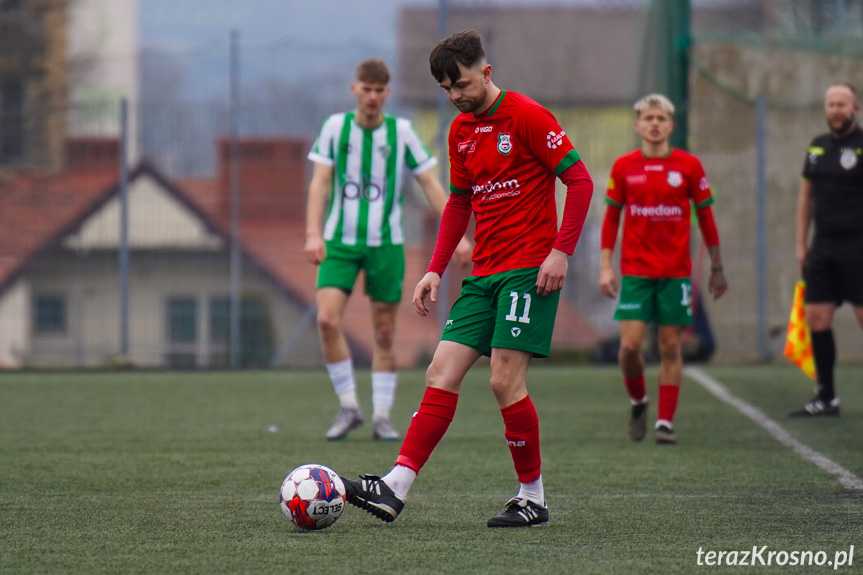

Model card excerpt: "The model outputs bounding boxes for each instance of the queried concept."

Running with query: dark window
[168,298,197,343]
[209,298,229,344]
[207,295,274,368]
[34,296,66,333]
[208,298,230,368]
[166,298,197,368]
[0,81,24,162]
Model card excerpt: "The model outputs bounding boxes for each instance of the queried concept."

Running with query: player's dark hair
[356,58,390,85]
[429,29,486,84]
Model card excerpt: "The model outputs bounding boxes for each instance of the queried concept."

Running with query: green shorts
[614,276,693,325]
[317,242,404,303]
[442,267,560,358]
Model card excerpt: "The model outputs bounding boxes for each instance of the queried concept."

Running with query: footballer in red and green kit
[426,89,590,358]
[605,148,715,279]
[599,93,726,447]
[443,90,582,277]
[339,30,595,529]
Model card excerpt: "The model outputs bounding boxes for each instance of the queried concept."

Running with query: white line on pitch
[685,366,863,492]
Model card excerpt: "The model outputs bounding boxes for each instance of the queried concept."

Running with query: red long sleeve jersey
[448,90,581,276]
[606,149,714,278]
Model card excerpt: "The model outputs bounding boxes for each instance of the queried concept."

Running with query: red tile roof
[0,169,119,292]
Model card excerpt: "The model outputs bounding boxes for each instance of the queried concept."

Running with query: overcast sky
[140,0,433,101]
[138,0,621,101]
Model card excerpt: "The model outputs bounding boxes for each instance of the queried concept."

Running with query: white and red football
[279,464,346,530]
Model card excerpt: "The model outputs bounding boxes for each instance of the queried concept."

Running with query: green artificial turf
[1,366,861,574]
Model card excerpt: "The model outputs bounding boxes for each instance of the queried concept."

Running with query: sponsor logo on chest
[629,203,684,219]
[472,177,521,198]
[458,140,476,154]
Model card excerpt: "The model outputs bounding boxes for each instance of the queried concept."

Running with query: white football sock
[517,475,545,506]
[372,371,397,420]
[326,359,358,410]
[382,465,416,500]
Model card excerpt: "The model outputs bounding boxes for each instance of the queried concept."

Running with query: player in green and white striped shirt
[305,58,471,441]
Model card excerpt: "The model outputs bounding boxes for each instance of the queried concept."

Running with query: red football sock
[624,374,646,403]
[501,396,541,483]
[395,387,458,474]
[657,384,680,423]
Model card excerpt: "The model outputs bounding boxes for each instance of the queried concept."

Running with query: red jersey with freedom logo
[606,148,713,278]
[449,90,581,276]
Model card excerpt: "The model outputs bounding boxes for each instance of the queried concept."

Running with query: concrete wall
[691,40,863,362]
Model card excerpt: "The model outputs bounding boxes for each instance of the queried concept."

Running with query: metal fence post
[229,29,242,369]
[755,94,769,359]
[119,98,130,358]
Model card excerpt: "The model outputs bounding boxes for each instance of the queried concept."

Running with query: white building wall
[0,281,30,368]
[63,174,224,250]
[24,250,321,368]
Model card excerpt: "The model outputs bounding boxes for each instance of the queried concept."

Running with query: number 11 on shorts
[680,282,691,306]
[505,291,532,324]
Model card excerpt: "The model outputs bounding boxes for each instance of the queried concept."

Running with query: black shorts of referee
[805,233,863,306]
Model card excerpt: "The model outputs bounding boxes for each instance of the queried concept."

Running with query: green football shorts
[441,267,560,358]
[317,242,404,303]
[614,276,694,325]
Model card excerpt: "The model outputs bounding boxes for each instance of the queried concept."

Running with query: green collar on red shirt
[474,89,506,119]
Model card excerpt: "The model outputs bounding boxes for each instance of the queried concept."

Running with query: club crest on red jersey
[497,132,513,155]
[667,171,683,187]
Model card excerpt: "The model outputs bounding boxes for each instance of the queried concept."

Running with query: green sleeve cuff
[450,184,471,195]
[605,197,624,208]
[553,149,581,175]
[694,197,714,209]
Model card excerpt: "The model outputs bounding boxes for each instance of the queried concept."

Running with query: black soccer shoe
[628,401,648,442]
[487,497,549,528]
[341,474,405,523]
[788,397,840,418]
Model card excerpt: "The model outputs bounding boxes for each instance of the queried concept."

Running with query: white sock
[372,371,397,420]
[516,475,545,506]
[326,359,358,410]
[382,465,416,499]
[655,419,673,430]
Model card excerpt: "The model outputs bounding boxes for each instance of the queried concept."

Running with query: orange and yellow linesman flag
[784,280,816,379]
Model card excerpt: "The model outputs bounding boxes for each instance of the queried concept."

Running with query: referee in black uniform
[791,82,863,417]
